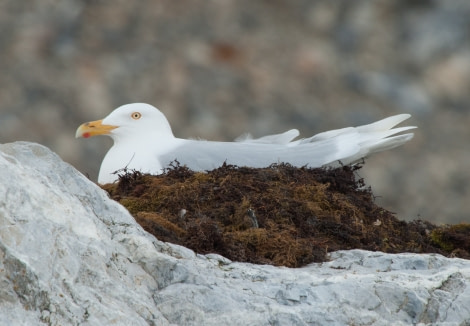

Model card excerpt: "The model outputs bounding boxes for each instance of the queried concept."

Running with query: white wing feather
[235,129,300,144]
[160,114,415,171]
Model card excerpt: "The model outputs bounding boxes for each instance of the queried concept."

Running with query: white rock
[1,141,470,326]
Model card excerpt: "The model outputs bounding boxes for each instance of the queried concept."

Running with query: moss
[102,163,470,267]
[430,224,470,255]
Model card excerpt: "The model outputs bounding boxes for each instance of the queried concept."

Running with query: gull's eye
[131,112,142,120]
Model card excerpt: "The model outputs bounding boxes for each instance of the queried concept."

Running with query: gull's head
[75,103,174,141]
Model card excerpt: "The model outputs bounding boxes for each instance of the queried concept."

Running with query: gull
[76,103,416,184]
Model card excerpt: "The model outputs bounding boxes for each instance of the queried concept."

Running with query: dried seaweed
[102,163,469,267]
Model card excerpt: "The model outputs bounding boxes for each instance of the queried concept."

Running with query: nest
[102,162,470,267]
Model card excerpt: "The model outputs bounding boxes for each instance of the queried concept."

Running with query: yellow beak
[75,119,118,138]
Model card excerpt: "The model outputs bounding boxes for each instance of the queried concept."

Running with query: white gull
[76,103,416,184]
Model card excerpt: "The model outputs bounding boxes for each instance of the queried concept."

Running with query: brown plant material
[102,163,469,267]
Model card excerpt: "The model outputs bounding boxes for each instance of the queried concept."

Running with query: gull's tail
[354,114,416,157]
[295,114,416,166]
[231,114,415,168]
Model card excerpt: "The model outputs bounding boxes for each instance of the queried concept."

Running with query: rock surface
[1,141,470,326]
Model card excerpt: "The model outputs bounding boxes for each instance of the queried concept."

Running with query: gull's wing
[235,129,300,144]
[159,114,415,171]
[159,137,348,172]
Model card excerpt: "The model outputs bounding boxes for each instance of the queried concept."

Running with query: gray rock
[1,141,470,326]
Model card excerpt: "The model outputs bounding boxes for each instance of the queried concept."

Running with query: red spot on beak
[83,132,91,138]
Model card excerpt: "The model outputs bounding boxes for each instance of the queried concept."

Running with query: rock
[1,141,470,326]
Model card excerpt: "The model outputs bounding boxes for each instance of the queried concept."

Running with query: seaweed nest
[102,162,470,268]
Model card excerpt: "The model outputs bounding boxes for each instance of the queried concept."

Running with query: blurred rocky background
[0,0,469,224]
